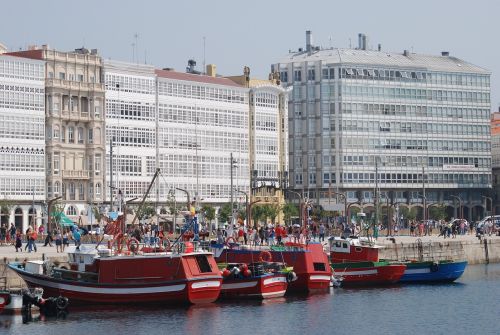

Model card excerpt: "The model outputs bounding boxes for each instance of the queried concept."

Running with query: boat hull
[220,274,287,299]
[8,264,221,305]
[400,261,468,283]
[331,262,406,286]
[215,244,332,293]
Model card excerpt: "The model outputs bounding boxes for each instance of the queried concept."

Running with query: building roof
[104,59,156,77]
[155,69,244,88]
[278,48,490,74]
[5,49,44,60]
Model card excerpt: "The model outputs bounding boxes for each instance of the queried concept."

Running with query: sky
[2,0,499,108]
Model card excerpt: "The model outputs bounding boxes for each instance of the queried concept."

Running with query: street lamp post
[450,195,463,220]
[416,193,428,222]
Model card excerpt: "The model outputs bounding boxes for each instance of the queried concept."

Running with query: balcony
[46,78,105,92]
[62,170,90,179]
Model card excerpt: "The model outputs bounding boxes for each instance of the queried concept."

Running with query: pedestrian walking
[55,229,62,253]
[15,231,22,252]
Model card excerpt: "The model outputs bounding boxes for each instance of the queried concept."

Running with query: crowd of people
[0,214,498,253]
[0,223,83,253]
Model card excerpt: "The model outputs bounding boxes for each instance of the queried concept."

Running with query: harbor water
[1,263,499,335]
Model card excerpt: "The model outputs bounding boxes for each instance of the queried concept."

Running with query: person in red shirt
[237,227,245,243]
[275,225,283,245]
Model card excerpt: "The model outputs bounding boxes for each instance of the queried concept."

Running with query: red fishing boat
[212,242,332,292]
[219,263,290,299]
[8,243,222,305]
[328,237,406,286]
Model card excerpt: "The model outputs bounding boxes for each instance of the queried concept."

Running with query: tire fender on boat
[127,238,139,252]
[56,296,69,310]
[431,262,439,273]
[286,271,296,283]
[259,251,273,263]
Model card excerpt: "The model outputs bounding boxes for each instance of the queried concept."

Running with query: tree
[282,203,299,225]
[202,205,216,225]
[400,207,417,221]
[429,204,447,221]
[136,202,156,223]
[92,206,103,223]
[266,204,280,224]
[251,205,266,228]
[218,203,232,224]
[0,199,13,226]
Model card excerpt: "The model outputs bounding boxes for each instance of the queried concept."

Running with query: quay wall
[378,237,500,265]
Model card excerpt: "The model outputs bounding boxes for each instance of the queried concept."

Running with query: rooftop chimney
[206,64,216,77]
[306,30,313,52]
[358,33,368,50]
[403,50,409,56]
[441,51,450,56]
[378,43,381,52]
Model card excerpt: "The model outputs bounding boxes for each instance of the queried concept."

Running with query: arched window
[28,207,37,226]
[66,205,77,216]
[14,207,23,230]
[53,125,60,140]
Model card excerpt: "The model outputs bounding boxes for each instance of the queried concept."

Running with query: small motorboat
[219,262,293,299]
[329,236,406,286]
[212,241,332,292]
[399,260,468,283]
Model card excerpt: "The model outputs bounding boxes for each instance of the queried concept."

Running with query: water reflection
[2,264,498,335]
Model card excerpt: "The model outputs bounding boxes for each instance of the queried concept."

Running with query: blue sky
[2,0,499,108]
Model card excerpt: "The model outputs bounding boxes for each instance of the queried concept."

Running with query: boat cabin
[328,237,382,263]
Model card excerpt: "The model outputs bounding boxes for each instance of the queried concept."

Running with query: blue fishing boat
[399,260,467,283]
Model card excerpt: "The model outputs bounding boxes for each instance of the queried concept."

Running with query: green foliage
[218,203,233,224]
[251,205,266,227]
[282,203,299,224]
[429,204,447,221]
[52,203,65,225]
[92,206,102,222]
[166,191,180,216]
[400,206,417,220]
[237,208,247,220]
[136,202,156,221]
[202,205,216,223]
[265,204,280,223]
